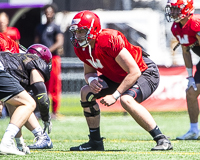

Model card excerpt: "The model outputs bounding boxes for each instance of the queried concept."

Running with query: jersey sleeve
[100,34,125,58]
[191,17,200,32]
[26,56,51,82]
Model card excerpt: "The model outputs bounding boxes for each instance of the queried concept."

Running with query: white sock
[32,126,43,137]
[2,124,19,141]
[190,123,199,134]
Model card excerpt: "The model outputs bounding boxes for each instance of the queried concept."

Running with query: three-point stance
[0,44,53,155]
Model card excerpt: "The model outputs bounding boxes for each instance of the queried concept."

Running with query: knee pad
[123,86,142,103]
[81,101,100,117]
[86,92,95,102]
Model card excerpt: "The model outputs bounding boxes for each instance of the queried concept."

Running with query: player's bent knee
[120,95,136,109]
[81,101,100,117]
[186,88,198,99]
[80,85,92,100]
[27,98,36,112]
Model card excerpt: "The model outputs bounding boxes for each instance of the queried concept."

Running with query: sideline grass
[1,111,200,159]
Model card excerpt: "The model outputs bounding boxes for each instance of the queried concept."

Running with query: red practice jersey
[171,14,200,46]
[4,27,21,42]
[74,29,148,83]
[0,33,19,53]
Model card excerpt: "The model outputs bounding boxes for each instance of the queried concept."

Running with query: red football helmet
[69,10,101,48]
[26,44,52,64]
[165,0,194,22]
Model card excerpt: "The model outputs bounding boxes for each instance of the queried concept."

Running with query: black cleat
[70,137,104,151]
[151,134,173,151]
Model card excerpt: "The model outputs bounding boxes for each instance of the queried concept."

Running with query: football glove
[43,118,52,134]
[187,76,197,91]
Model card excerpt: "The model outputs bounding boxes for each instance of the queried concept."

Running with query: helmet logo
[72,18,81,25]
[37,47,43,52]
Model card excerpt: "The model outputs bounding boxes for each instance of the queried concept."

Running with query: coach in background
[69,10,173,151]
[166,0,200,140]
[34,3,64,119]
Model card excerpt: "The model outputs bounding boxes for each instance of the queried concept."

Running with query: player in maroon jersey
[0,44,53,155]
[165,0,200,140]
[69,10,173,151]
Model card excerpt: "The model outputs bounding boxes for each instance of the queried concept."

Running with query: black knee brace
[86,92,95,102]
[81,101,100,117]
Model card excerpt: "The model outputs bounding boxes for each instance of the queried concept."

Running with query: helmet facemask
[165,0,194,23]
[165,4,183,22]
[70,25,90,48]
[70,11,101,48]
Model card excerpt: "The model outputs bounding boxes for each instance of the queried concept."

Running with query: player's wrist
[186,68,193,77]
[88,77,98,85]
[112,90,121,100]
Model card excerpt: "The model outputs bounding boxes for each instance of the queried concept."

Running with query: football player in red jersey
[166,0,200,140]
[69,10,173,151]
[0,12,21,43]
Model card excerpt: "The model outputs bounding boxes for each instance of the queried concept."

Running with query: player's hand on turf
[89,78,104,93]
[187,76,197,91]
[100,95,116,107]
[43,119,52,134]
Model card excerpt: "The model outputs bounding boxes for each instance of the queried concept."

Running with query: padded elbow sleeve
[31,82,50,121]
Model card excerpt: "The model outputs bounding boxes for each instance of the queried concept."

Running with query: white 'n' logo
[177,35,189,44]
[86,59,103,69]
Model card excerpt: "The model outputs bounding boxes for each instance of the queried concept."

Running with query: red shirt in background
[0,32,19,53]
[3,27,21,42]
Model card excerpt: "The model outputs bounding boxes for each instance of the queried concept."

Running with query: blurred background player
[165,0,200,140]
[0,32,19,118]
[34,3,64,119]
[0,32,19,53]
[69,10,173,151]
[0,12,21,43]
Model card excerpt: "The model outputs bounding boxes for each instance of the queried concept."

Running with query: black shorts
[94,56,160,103]
[0,70,24,102]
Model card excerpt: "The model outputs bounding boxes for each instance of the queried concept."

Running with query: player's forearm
[84,63,98,83]
[116,72,141,95]
[49,43,63,53]
[31,82,50,121]
[85,73,98,84]
[182,51,193,68]
[182,45,193,68]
